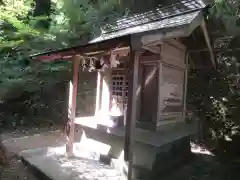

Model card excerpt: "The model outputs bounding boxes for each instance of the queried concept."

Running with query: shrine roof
[31,0,211,60]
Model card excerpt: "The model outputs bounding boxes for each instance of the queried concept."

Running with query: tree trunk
[0,137,7,165]
[33,0,51,29]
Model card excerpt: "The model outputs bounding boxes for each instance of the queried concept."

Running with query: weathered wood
[142,45,161,54]
[157,41,187,124]
[66,55,80,155]
[183,52,189,120]
[166,39,186,51]
[123,60,128,112]
[139,53,160,63]
[124,44,140,180]
[161,43,185,68]
[157,50,162,123]
[33,36,129,61]
[140,28,188,46]
[101,67,111,113]
[139,63,158,123]
[200,19,216,68]
[95,72,103,114]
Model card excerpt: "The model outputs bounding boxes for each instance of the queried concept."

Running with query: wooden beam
[200,20,216,68]
[188,48,209,53]
[124,44,140,180]
[188,54,195,69]
[190,47,240,53]
[112,46,130,57]
[166,39,186,51]
[66,55,80,155]
[142,45,161,54]
[33,36,129,61]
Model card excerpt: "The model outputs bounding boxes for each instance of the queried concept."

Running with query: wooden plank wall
[157,39,187,126]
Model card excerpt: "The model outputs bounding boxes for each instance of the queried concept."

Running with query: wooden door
[140,63,158,123]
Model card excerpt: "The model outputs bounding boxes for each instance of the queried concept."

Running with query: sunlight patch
[190,142,214,156]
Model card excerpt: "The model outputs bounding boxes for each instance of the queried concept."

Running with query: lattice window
[111,70,128,112]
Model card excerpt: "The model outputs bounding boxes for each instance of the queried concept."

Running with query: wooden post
[66,55,80,155]
[157,46,162,126]
[101,67,111,113]
[200,20,216,68]
[124,42,140,180]
[95,72,103,114]
[183,52,189,121]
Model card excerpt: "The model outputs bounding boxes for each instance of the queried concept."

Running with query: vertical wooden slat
[139,64,158,123]
[157,62,162,124]
[157,45,162,126]
[108,68,113,111]
[183,52,189,120]
[123,60,128,111]
[101,67,111,113]
[95,72,103,114]
[136,63,143,122]
[66,55,80,155]
[124,44,140,180]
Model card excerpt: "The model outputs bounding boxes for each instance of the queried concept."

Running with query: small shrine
[31,1,215,179]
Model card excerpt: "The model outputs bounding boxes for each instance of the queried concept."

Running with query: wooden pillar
[124,42,140,180]
[157,45,163,125]
[101,68,111,113]
[66,55,80,155]
[183,52,189,120]
[95,72,103,114]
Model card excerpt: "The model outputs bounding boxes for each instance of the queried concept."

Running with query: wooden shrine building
[31,0,215,179]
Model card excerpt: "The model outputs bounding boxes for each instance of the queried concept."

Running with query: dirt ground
[0,127,64,180]
[1,151,240,180]
[164,155,240,180]
[0,128,240,180]
[0,157,38,180]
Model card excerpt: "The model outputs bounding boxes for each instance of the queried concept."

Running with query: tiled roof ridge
[101,0,208,34]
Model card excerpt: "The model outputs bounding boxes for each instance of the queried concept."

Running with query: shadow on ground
[164,142,240,180]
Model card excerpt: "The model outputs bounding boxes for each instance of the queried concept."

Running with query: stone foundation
[74,120,196,179]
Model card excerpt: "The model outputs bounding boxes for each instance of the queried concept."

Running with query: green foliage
[48,0,124,47]
[0,0,124,101]
[186,1,240,143]
[210,0,240,35]
[190,0,240,142]
[0,0,44,49]
[188,45,240,142]
[0,0,125,130]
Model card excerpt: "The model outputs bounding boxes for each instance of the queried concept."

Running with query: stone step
[75,140,151,180]
[19,146,127,180]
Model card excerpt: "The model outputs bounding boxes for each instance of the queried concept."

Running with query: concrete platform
[18,145,126,180]
[2,130,65,156]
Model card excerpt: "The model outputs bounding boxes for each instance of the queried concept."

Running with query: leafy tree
[0,0,124,129]
[188,0,240,149]
[0,0,124,99]
[210,0,240,35]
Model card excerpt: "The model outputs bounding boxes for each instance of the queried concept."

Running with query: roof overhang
[91,10,203,46]
[131,10,204,49]
[31,8,215,67]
